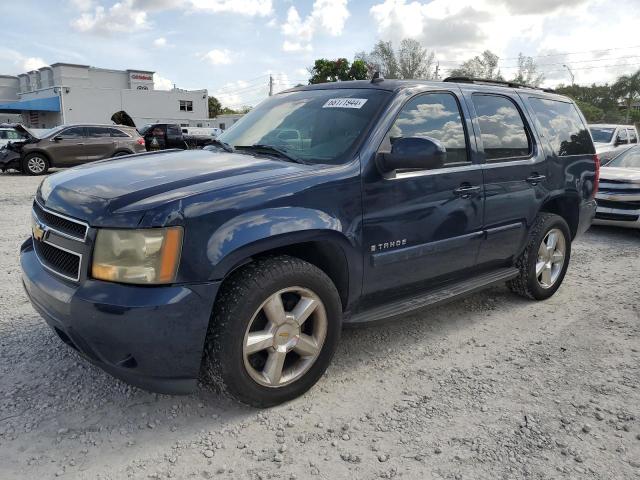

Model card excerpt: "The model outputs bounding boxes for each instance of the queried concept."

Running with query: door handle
[526,174,546,184]
[453,184,481,198]
[76,143,85,146]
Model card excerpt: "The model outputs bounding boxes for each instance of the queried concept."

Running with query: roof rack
[443,76,555,94]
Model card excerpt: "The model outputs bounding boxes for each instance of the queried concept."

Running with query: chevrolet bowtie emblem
[32,223,47,242]
[278,332,289,338]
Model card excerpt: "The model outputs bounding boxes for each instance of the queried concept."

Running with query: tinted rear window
[529,98,594,156]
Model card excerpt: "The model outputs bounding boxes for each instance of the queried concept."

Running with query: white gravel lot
[0,171,639,480]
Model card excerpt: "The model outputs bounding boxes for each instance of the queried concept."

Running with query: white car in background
[0,126,27,149]
[594,145,640,229]
[181,127,223,137]
[589,124,638,164]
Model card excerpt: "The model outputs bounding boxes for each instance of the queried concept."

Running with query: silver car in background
[594,145,640,229]
[589,124,639,164]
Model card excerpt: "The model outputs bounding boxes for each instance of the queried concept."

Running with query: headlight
[92,227,183,284]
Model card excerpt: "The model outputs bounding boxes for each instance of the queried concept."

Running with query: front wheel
[508,213,571,300]
[202,255,342,407]
[22,153,49,175]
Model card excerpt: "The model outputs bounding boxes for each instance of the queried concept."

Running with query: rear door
[47,126,87,165]
[85,126,116,161]
[461,89,546,266]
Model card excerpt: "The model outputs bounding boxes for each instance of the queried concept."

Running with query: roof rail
[443,76,555,93]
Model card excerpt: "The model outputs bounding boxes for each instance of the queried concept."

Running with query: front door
[361,90,484,304]
[48,126,86,165]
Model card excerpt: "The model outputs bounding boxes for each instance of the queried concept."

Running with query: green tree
[512,54,544,87]
[613,71,640,123]
[208,96,223,118]
[355,39,435,79]
[575,100,604,122]
[308,58,368,84]
[449,50,503,80]
[556,83,623,123]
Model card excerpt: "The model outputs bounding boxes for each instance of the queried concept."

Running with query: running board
[347,267,519,324]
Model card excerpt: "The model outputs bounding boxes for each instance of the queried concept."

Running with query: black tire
[202,255,342,407]
[507,213,571,300]
[22,153,50,175]
[111,150,131,158]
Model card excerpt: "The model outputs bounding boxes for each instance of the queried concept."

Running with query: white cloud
[153,37,167,47]
[282,41,312,53]
[72,0,150,34]
[203,49,232,65]
[368,0,640,87]
[188,0,272,16]
[281,0,349,53]
[23,57,48,71]
[69,0,94,11]
[154,73,173,90]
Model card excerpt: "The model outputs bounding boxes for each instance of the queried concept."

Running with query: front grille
[595,212,639,222]
[33,201,87,240]
[597,199,640,210]
[33,240,81,280]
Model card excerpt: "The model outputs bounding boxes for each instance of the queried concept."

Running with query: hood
[39,149,309,224]
[599,166,640,183]
[13,124,40,140]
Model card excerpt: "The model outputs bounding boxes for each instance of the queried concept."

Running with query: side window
[627,128,637,144]
[108,128,129,137]
[528,97,593,156]
[58,127,85,139]
[8,131,23,139]
[617,128,629,144]
[0,131,6,139]
[379,92,469,168]
[472,94,530,161]
[86,127,111,138]
[167,125,181,136]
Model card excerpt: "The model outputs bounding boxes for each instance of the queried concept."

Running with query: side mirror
[615,136,627,146]
[53,135,62,142]
[378,137,447,172]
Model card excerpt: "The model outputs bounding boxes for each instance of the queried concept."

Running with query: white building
[0,63,216,129]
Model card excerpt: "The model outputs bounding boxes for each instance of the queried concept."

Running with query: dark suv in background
[0,124,145,175]
[21,78,598,407]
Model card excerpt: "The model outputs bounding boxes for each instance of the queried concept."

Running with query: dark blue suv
[20,78,598,407]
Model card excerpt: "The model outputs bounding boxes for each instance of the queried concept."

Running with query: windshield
[589,127,615,143]
[607,146,640,169]
[218,88,391,165]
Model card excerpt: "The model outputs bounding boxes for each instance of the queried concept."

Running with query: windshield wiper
[207,138,234,153]
[235,144,307,164]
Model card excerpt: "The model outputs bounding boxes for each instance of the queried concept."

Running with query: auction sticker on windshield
[322,98,368,109]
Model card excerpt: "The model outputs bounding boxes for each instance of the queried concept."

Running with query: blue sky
[1,0,639,108]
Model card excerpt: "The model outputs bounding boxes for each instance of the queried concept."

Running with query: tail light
[136,137,145,146]
[592,154,600,198]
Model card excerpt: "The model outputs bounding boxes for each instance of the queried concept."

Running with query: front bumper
[20,238,219,394]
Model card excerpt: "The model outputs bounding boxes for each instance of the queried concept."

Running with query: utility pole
[563,64,575,85]
[434,61,440,80]
[268,74,274,96]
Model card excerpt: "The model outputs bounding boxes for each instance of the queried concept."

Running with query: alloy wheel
[27,156,46,174]
[242,287,327,388]
[535,228,566,289]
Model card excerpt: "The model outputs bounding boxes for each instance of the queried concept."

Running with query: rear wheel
[22,153,49,175]
[508,213,571,300]
[111,150,131,158]
[201,255,342,407]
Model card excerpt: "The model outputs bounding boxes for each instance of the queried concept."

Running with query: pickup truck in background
[138,123,214,151]
[588,123,638,163]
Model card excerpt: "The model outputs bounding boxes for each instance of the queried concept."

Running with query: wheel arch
[200,207,361,310]
[539,193,580,239]
[23,148,53,165]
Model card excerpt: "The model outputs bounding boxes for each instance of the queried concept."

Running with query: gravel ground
[0,171,639,480]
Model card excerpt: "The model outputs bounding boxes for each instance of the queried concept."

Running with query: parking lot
[0,172,638,479]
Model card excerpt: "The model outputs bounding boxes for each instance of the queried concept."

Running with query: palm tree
[614,70,640,123]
